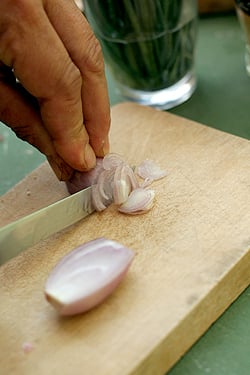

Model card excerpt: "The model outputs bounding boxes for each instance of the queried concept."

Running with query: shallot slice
[45,238,134,316]
[113,164,132,205]
[136,159,167,182]
[118,188,155,215]
[65,153,167,215]
[91,184,108,211]
[96,169,114,201]
[102,153,125,170]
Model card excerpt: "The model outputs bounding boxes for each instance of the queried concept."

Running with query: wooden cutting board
[0,103,249,375]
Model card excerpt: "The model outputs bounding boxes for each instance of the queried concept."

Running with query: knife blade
[0,187,95,265]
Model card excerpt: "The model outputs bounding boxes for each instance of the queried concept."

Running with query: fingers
[0,65,73,180]
[0,0,110,177]
[44,0,111,157]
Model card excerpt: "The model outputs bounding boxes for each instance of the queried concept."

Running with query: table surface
[0,12,249,375]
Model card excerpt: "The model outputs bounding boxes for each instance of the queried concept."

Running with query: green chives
[84,0,197,91]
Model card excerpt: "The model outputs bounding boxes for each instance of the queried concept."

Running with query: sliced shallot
[96,169,114,202]
[118,188,155,215]
[113,164,139,205]
[113,164,132,205]
[91,184,108,211]
[65,153,167,215]
[136,159,167,182]
[102,153,125,170]
[45,238,134,316]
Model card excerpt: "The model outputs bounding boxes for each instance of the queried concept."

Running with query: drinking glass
[235,0,250,76]
[83,0,198,110]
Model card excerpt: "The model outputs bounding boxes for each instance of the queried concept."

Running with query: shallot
[45,238,134,316]
[136,159,168,181]
[118,188,155,215]
[66,153,167,215]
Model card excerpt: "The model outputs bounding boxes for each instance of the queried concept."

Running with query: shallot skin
[45,238,134,316]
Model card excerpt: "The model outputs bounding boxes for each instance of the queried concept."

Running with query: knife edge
[0,187,94,265]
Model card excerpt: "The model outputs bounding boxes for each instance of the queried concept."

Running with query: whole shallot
[45,238,134,316]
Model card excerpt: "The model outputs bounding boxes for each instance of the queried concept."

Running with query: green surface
[0,127,45,195]
[0,12,249,375]
[169,286,250,375]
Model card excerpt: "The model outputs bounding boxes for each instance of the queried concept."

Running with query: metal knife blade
[0,187,94,265]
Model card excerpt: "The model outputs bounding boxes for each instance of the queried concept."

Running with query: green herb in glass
[84,0,197,92]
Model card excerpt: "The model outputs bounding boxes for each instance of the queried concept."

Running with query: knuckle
[83,32,104,73]
[58,61,82,100]
[66,62,82,88]
[41,60,82,103]
[0,0,31,66]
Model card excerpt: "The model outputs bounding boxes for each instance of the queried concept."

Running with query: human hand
[0,0,110,180]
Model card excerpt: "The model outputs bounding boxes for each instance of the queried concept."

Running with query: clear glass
[84,0,198,110]
[235,1,250,76]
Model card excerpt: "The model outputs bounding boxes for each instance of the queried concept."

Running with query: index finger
[44,0,111,157]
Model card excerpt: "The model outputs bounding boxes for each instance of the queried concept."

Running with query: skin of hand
[0,0,110,180]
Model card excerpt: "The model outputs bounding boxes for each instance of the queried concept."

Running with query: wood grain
[0,103,249,375]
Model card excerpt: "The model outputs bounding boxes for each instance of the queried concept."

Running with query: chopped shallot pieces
[102,153,125,170]
[44,238,134,316]
[113,164,139,205]
[92,184,108,211]
[136,159,167,182]
[118,188,155,215]
[113,165,131,205]
[96,169,114,201]
[65,153,167,215]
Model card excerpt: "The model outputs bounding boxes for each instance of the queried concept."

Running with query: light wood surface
[0,103,249,375]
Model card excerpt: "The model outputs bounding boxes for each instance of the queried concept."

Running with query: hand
[0,0,110,180]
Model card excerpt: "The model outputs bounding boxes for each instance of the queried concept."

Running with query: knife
[0,187,95,265]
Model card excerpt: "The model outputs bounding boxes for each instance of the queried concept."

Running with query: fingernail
[83,143,96,170]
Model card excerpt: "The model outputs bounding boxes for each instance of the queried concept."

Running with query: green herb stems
[84,0,197,91]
